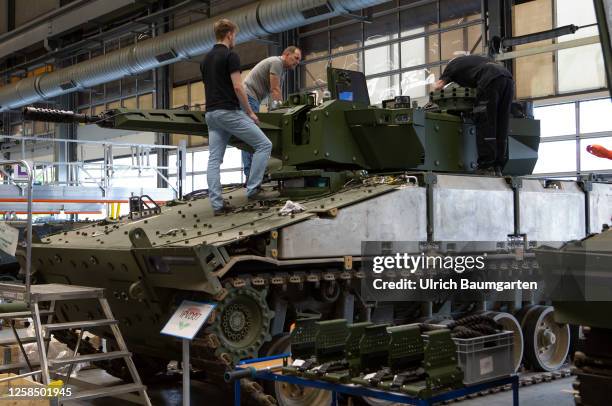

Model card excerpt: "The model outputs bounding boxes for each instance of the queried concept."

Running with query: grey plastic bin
[453,331,514,385]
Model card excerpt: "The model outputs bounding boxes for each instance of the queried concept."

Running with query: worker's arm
[269,74,282,102]
[231,71,260,125]
[435,63,454,91]
[433,79,447,91]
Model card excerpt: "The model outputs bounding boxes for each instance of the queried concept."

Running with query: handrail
[0,159,33,305]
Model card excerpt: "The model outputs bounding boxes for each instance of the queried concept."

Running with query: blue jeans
[205,108,272,210]
[241,95,260,179]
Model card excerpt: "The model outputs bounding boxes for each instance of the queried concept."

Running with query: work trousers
[475,77,515,168]
[241,95,261,179]
[205,109,272,211]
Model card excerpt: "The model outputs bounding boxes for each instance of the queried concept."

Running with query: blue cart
[230,354,519,406]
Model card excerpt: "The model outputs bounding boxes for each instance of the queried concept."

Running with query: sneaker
[247,188,268,201]
[213,201,234,216]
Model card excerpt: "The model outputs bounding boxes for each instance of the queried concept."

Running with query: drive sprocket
[208,284,274,363]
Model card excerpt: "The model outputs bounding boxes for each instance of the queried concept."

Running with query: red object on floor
[586,144,612,160]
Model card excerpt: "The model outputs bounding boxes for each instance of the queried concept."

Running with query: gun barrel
[22,107,95,124]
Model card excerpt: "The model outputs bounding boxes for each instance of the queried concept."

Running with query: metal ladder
[0,159,151,405]
[0,283,152,404]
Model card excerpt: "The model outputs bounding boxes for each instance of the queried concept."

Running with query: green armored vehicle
[20,67,612,405]
[536,228,612,406]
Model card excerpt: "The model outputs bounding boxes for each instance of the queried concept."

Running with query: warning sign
[161,300,216,340]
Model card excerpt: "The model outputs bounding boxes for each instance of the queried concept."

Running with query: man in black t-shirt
[434,55,514,174]
[201,19,272,215]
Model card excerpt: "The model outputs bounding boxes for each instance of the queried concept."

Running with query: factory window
[123,75,137,96]
[172,85,189,108]
[534,97,612,176]
[368,75,400,105]
[579,99,612,133]
[167,147,244,194]
[399,2,437,34]
[10,124,23,136]
[106,101,121,109]
[331,52,363,72]
[138,94,154,109]
[23,122,33,136]
[400,31,426,69]
[331,24,361,53]
[105,80,121,100]
[365,44,400,76]
[298,0,484,105]
[534,103,576,137]
[190,81,205,109]
[122,97,138,109]
[533,140,578,174]
[92,84,105,104]
[513,0,606,98]
[169,80,208,148]
[555,0,605,93]
[512,0,554,99]
[34,121,50,136]
[302,31,329,61]
[365,12,398,45]
[296,0,605,102]
[300,59,329,90]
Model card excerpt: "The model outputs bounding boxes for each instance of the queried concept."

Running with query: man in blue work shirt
[434,55,514,175]
[201,19,272,215]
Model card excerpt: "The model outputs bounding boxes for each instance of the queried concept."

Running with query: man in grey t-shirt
[242,46,302,179]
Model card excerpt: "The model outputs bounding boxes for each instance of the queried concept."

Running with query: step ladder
[0,283,152,405]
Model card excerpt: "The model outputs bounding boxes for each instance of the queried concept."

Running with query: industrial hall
[0,0,611,405]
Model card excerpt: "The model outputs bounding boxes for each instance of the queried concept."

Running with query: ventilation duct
[301,1,334,19]
[0,0,390,112]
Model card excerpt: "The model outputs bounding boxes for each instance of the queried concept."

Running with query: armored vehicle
[536,209,612,406]
[0,220,90,281]
[20,67,612,405]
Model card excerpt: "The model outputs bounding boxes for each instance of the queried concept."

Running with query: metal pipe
[0,0,389,111]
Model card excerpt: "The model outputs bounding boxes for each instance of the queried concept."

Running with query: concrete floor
[61,368,576,406]
[456,377,575,406]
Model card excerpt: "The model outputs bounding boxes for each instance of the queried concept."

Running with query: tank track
[188,268,365,405]
[572,327,612,406]
[193,268,365,360]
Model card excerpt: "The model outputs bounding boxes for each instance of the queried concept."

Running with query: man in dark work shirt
[201,19,272,215]
[434,55,514,174]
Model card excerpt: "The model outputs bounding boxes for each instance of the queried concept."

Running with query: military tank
[0,220,91,281]
[536,204,612,406]
[18,67,611,405]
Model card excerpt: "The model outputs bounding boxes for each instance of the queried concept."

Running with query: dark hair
[214,19,238,41]
[282,46,301,56]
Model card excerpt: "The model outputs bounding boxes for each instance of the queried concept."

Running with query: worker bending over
[201,19,272,215]
[434,55,514,175]
[241,46,302,179]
